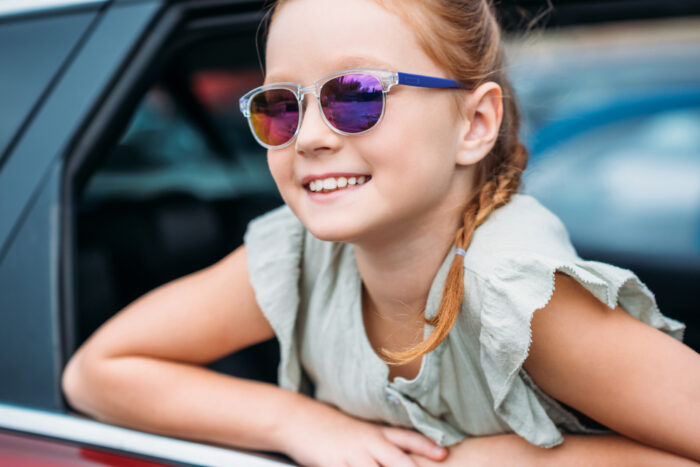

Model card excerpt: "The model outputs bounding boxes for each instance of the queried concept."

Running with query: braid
[381,149,526,364]
[377,0,530,365]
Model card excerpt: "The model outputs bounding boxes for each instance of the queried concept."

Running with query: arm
[412,433,700,467]
[62,245,446,465]
[412,272,700,466]
[62,244,289,451]
[523,272,700,463]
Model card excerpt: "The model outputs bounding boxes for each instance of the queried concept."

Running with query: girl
[63,0,700,465]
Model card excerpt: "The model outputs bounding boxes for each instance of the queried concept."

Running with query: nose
[294,91,342,155]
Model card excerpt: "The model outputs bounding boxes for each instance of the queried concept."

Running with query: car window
[0,10,96,164]
[508,18,700,348]
[75,41,283,372]
[81,75,276,206]
[510,18,700,263]
[525,106,700,263]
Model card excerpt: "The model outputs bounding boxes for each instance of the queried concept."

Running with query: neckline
[348,242,457,388]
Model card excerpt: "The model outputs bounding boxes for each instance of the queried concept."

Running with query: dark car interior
[69,17,284,384]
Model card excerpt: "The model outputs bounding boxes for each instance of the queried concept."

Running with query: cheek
[266,150,295,197]
[369,94,458,184]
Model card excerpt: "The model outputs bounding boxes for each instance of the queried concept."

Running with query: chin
[297,209,371,243]
[286,199,356,242]
[304,222,361,243]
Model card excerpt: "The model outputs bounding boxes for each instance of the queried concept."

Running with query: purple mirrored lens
[249,89,299,146]
[320,74,383,133]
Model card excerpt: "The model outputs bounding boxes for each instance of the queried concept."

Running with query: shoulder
[466,194,683,339]
[463,193,577,277]
[244,203,303,240]
[243,205,306,322]
[243,203,342,311]
[458,195,686,448]
[242,204,338,391]
[523,272,700,460]
[244,203,333,263]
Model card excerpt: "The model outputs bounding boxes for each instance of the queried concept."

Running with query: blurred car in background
[0,0,698,465]
[510,18,700,347]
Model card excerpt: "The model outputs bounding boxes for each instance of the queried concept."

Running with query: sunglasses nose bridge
[296,84,327,126]
[296,85,320,116]
[298,84,318,99]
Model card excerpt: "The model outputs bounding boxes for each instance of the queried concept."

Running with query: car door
[0,1,291,465]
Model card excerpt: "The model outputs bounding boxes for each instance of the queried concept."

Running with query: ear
[455,81,503,167]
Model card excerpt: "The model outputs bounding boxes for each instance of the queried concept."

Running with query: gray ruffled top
[243,194,685,448]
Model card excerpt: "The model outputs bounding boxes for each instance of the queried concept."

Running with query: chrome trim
[0,0,106,17]
[0,403,290,466]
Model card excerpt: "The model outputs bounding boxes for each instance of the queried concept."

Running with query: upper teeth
[309,176,368,192]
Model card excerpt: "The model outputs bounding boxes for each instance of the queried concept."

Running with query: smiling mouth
[304,175,372,193]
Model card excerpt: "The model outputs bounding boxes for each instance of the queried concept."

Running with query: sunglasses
[239,68,464,149]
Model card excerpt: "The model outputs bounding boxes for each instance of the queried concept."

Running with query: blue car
[511,18,700,348]
[1,0,698,464]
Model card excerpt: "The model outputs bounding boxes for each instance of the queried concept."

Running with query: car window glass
[0,11,95,164]
[524,106,700,262]
[76,59,282,346]
[81,74,276,205]
[510,18,700,264]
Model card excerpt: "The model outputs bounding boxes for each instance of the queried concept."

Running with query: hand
[276,395,448,466]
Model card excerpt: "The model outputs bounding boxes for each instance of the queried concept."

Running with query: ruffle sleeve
[479,251,686,448]
[243,204,306,392]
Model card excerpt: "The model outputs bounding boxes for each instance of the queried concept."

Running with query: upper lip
[301,172,371,186]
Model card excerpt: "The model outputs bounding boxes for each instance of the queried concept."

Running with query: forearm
[63,353,311,453]
[419,433,700,467]
[488,433,699,467]
[538,434,700,467]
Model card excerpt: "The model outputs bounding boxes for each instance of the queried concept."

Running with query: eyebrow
[264,55,398,84]
[331,54,398,70]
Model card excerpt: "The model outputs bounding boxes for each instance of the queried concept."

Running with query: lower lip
[305,180,369,203]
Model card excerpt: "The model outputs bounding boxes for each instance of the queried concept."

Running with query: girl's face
[265,0,473,245]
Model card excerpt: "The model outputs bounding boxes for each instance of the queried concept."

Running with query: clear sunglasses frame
[238,67,463,150]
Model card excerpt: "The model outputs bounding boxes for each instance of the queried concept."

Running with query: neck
[352,206,462,323]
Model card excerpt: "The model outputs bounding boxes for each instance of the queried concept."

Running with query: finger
[381,427,448,461]
[408,453,442,467]
[350,453,380,467]
[371,442,418,467]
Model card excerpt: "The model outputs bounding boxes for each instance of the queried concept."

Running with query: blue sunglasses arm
[397,72,463,88]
